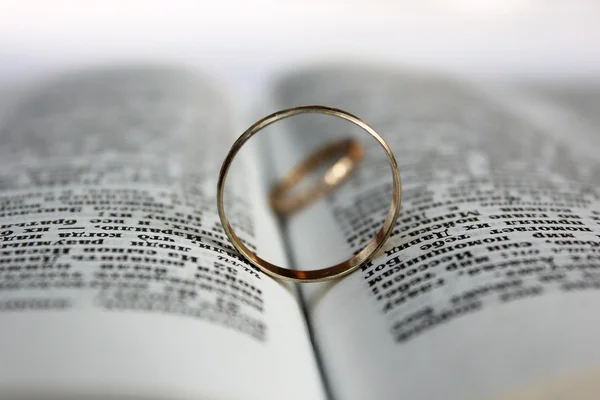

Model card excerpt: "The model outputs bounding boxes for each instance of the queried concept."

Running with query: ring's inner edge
[218,105,402,282]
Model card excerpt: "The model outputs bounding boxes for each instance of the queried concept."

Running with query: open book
[0,65,599,400]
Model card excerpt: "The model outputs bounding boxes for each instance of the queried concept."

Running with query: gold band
[269,138,364,216]
[217,105,402,283]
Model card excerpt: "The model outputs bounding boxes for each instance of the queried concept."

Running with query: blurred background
[1,0,599,93]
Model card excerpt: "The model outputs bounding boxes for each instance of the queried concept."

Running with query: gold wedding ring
[217,105,402,283]
[269,138,364,216]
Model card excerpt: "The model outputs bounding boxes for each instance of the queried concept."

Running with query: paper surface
[271,67,600,400]
[0,67,325,400]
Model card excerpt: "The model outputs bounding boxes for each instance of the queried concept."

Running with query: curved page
[270,67,600,400]
[0,67,324,400]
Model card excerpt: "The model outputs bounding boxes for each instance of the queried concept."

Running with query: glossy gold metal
[269,138,364,216]
[217,105,402,283]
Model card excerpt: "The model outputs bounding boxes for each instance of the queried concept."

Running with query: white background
[1,0,600,92]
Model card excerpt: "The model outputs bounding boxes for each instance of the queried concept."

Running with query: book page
[269,67,600,400]
[524,83,600,128]
[0,67,325,400]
